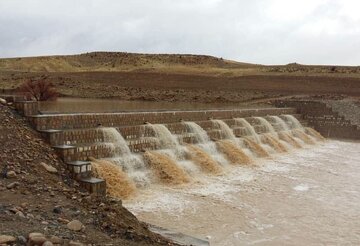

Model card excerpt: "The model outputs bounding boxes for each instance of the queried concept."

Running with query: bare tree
[18,79,58,101]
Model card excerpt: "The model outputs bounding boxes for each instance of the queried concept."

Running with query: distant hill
[0,52,257,73]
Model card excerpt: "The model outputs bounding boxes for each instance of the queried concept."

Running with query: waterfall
[101,127,150,186]
[262,134,288,153]
[91,158,136,199]
[235,118,261,143]
[269,116,289,131]
[143,151,190,185]
[216,140,253,165]
[183,121,228,166]
[305,127,325,141]
[292,129,316,145]
[211,120,237,140]
[187,145,223,174]
[146,124,198,175]
[243,137,270,158]
[283,115,303,129]
[278,131,303,148]
[255,117,276,133]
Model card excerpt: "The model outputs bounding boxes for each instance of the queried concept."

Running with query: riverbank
[0,104,177,245]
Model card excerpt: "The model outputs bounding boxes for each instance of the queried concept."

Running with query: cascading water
[146,124,199,175]
[186,145,223,174]
[283,115,303,129]
[234,118,261,143]
[183,122,228,166]
[305,127,325,141]
[255,117,276,133]
[262,134,288,153]
[91,158,136,199]
[101,127,151,186]
[143,151,190,185]
[216,140,253,165]
[211,120,237,141]
[243,137,270,158]
[269,116,290,131]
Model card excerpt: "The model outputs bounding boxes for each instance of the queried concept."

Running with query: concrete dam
[12,101,338,196]
[9,98,360,245]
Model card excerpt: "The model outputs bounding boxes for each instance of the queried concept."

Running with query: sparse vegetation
[18,79,58,101]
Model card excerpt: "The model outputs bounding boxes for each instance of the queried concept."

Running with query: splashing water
[283,115,303,129]
[235,118,261,143]
[278,131,303,148]
[256,117,276,133]
[270,116,290,131]
[292,129,316,145]
[243,137,270,158]
[216,140,253,165]
[305,127,325,141]
[211,120,237,141]
[187,144,223,174]
[91,158,137,199]
[143,151,190,185]
[183,122,229,166]
[262,134,288,153]
[100,127,151,186]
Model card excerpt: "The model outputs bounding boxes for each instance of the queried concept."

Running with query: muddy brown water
[124,140,360,245]
[39,97,269,113]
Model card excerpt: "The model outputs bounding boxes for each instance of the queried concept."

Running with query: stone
[42,241,54,246]
[67,220,84,231]
[6,182,19,189]
[17,235,27,244]
[40,162,58,174]
[0,98,6,105]
[49,236,62,244]
[28,232,47,246]
[69,241,85,246]
[52,206,62,214]
[57,217,70,224]
[6,171,16,178]
[0,235,16,244]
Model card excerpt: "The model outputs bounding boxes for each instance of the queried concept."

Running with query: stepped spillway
[35,107,325,198]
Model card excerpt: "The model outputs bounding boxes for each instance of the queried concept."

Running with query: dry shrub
[18,79,58,101]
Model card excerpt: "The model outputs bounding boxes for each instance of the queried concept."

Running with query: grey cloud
[0,0,359,65]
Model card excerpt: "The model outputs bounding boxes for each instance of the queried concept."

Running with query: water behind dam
[73,106,360,245]
[39,97,267,113]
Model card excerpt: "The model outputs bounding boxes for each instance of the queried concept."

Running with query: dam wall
[7,99,340,197]
[28,108,296,130]
[275,100,360,140]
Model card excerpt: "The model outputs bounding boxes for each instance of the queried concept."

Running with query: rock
[28,232,47,246]
[52,206,62,214]
[0,98,6,105]
[0,235,16,244]
[49,236,62,244]
[6,171,16,178]
[42,241,54,246]
[69,241,85,246]
[67,220,84,231]
[57,217,70,224]
[17,235,27,244]
[16,211,26,218]
[40,162,58,174]
[6,182,19,189]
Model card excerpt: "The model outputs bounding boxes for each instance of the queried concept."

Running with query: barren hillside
[0,52,359,100]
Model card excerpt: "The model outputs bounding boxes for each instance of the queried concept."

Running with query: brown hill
[0,52,359,100]
[0,52,257,73]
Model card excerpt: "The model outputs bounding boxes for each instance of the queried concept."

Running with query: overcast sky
[0,0,359,65]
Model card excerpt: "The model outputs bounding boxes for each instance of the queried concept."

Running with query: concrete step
[79,177,106,195]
